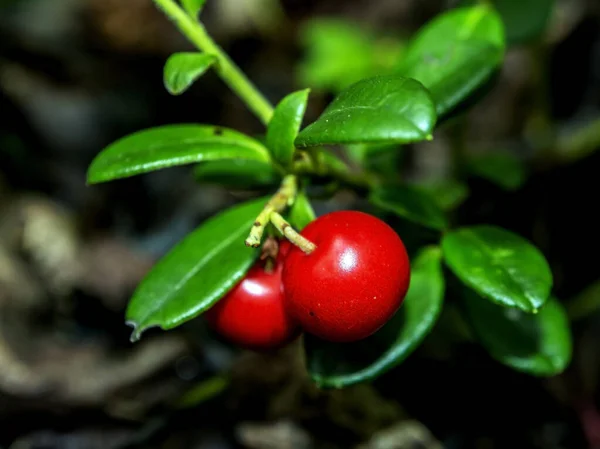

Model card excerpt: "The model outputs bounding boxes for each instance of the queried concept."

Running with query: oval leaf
[193,160,280,189]
[87,125,271,184]
[164,52,216,95]
[417,179,469,211]
[288,192,315,230]
[295,75,437,147]
[369,185,448,230]
[305,246,445,388]
[397,5,505,117]
[442,225,553,312]
[266,89,310,168]
[126,196,268,341]
[296,18,402,93]
[462,290,572,376]
[466,151,527,190]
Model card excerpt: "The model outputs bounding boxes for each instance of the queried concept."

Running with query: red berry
[205,240,300,351]
[282,211,410,343]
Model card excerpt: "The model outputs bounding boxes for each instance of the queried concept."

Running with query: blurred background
[0,0,600,447]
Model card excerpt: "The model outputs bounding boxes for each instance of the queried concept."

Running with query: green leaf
[417,179,469,211]
[565,279,600,322]
[345,143,399,161]
[466,151,527,190]
[314,148,351,175]
[461,0,553,45]
[164,52,216,95]
[295,75,437,148]
[442,226,553,312]
[494,0,554,44]
[288,192,315,230]
[345,143,404,178]
[554,117,600,164]
[460,0,554,45]
[369,185,448,230]
[296,18,404,93]
[126,197,267,342]
[397,5,505,117]
[266,89,310,168]
[87,125,271,184]
[306,246,445,388]
[193,160,280,189]
[181,0,207,18]
[462,291,572,376]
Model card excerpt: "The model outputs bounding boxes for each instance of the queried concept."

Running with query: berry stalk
[245,175,297,248]
[270,212,316,254]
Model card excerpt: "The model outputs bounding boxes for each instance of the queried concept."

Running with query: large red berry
[282,211,410,343]
[205,241,300,351]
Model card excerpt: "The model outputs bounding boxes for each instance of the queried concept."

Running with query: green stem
[271,212,316,254]
[153,0,274,125]
[245,175,297,247]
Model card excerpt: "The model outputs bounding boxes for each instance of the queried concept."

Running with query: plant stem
[153,0,274,125]
[271,212,316,254]
[245,175,297,247]
[292,149,374,194]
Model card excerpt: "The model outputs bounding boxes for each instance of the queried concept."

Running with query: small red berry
[205,240,300,351]
[282,211,410,343]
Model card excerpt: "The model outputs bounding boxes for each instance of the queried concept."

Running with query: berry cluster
[205,210,411,350]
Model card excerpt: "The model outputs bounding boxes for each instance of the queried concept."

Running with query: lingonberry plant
[86,0,573,388]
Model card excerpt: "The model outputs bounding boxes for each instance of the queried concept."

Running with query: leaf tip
[165,85,183,96]
[126,320,143,343]
[85,172,102,185]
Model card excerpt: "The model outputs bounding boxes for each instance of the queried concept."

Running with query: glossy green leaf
[369,185,448,230]
[193,159,280,189]
[126,197,267,342]
[397,5,505,116]
[181,0,207,18]
[418,179,469,211]
[467,151,527,190]
[462,291,572,376]
[87,125,271,184]
[296,18,404,93]
[164,53,216,95]
[295,75,437,147]
[442,226,553,312]
[288,192,315,230]
[266,89,310,168]
[306,246,445,388]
